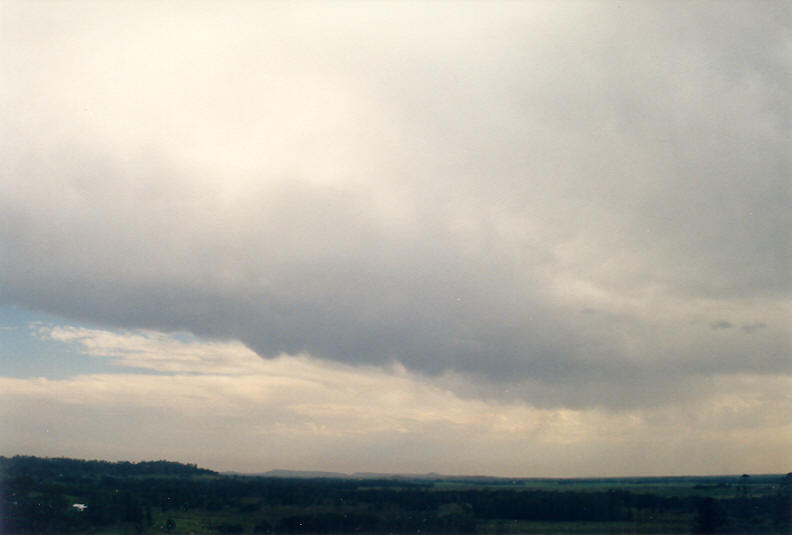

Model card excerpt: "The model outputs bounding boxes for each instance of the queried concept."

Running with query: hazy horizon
[1,1,790,477]
[5,452,789,480]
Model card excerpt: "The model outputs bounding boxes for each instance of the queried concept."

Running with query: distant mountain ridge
[5,456,786,484]
[233,468,791,486]
[230,469,482,480]
[239,469,558,482]
[257,469,352,479]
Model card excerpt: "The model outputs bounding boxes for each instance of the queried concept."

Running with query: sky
[0,0,790,477]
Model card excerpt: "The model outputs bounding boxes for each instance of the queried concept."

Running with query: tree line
[1,456,789,534]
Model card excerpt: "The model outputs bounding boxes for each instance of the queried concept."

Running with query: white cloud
[40,325,266,374]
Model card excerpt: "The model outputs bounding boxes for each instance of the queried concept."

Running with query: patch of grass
[479,515,693,535]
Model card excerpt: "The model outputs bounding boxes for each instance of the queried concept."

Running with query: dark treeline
[1,456,790,534]
[1,455,215,479]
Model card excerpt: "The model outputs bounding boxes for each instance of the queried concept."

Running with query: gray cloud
[711,321,735,330]
[742,322,768,334]
[1,2,790,409]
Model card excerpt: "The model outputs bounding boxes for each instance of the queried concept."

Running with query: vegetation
[1,456,789,534]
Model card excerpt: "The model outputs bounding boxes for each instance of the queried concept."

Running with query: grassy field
[479,517,694,534]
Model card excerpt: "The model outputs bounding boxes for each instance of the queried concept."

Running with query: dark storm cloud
[1,2,790,409]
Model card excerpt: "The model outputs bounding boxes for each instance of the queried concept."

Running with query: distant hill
[6,455,786,487]
[250,469,521,482]
[243,468,791,488]
[257,469,352,478]
[0,455,216,478]
[240,469,457,480]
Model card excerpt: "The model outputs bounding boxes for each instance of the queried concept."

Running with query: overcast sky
[1,1,790,476]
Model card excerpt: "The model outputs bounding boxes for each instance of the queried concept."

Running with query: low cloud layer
[1,2,790,412]
[2,326,789,476]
